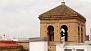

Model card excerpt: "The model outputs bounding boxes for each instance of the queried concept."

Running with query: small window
[76,49,84,51]
[64,49,72,51]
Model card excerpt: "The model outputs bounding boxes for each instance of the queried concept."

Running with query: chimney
[61,2,65,5]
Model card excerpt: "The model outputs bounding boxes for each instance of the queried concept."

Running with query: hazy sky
[0,0,91,39]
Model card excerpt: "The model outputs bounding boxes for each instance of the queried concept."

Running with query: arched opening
[81,27,83,43]
[78,26,80,43]
[60,25,68,41]
[47,25,54,41]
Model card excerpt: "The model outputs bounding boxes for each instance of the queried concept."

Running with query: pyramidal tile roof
[39,2,86,21]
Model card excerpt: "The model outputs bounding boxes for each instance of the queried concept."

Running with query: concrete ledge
[16,40,29,43]
[29,37,48,42]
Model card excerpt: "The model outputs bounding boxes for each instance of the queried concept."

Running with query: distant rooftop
[0,40,22,47]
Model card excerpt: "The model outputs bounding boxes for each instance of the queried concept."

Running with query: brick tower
[38,2,86,51]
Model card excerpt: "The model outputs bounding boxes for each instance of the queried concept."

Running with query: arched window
[47,25,54,41]
[81,27,83,43]
[78,26,80,43]
[60,25,68,41]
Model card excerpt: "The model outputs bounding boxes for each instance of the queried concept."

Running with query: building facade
[56,43,91,51]
[38,2,86,51]
[29,37,48,51]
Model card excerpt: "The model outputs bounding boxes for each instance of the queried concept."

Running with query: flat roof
[29,37,48,42]
[57,43,91,46]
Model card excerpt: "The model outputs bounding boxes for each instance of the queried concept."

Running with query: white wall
[88,47,91,51]
[29,41,48,51]
[56,45,64,51]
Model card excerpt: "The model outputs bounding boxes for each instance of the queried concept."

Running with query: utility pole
[90,28,91,41]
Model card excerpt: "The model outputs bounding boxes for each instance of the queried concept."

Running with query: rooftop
[39,2,86,22]
[57,43,91,46]
[0,40,22,47]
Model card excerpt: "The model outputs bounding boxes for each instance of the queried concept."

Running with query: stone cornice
[39,16,86,23]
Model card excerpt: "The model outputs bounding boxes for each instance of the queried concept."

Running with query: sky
[0,0,91,39]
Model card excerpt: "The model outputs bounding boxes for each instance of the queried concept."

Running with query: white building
[29,37,48,51]
[56,43,91,51]
[28,37,91,51]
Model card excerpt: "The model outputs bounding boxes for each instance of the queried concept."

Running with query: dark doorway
[60,25,68,41]
[47,25,54,41]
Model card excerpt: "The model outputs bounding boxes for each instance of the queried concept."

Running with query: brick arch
[81,27,83,43]
[78,26,80,43]
[47,25,54,41]
[60,25,68,41]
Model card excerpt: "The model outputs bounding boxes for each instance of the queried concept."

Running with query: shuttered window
[64,49,72,51]
[76,49,84,51]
